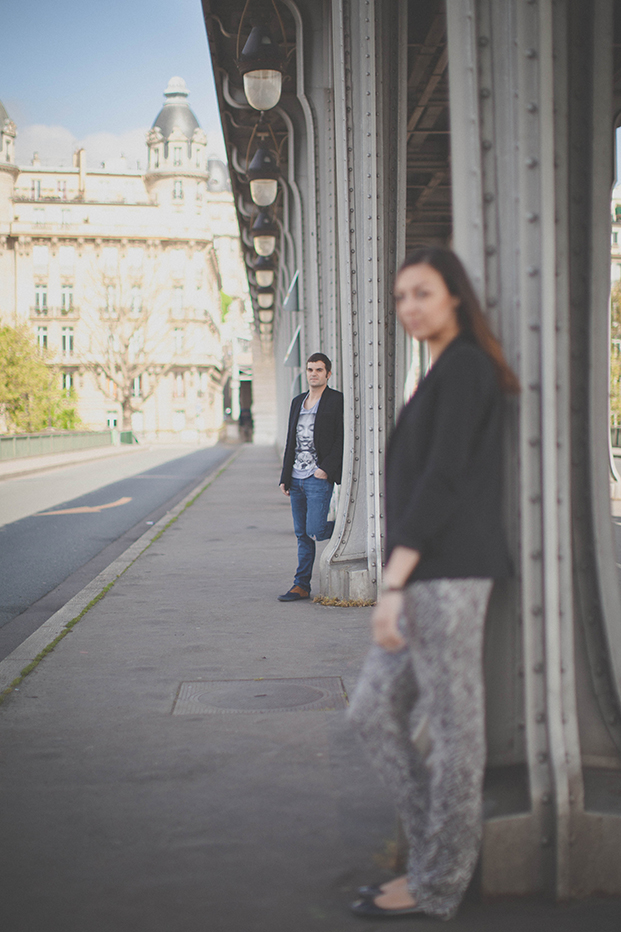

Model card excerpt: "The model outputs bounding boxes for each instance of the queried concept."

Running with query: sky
[2,0,226,170]
[2,1,620,182]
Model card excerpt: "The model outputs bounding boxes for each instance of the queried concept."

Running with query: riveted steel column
[319,0,406,600]
[448,0,621,900]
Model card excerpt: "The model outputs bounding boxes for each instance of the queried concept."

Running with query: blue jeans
[289,476,335,592]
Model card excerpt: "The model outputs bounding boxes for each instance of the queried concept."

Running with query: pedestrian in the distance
[278,353,344,602]
[349,246,519,921]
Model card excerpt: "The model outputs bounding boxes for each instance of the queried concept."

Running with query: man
[278,353,344,602]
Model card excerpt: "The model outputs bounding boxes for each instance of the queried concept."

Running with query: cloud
[15,124,78,168]
[14,122,227,170]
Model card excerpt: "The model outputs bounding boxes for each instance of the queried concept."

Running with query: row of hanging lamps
[238,24,284,112]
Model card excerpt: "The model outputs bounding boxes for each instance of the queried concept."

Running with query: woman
[349,246,519,921]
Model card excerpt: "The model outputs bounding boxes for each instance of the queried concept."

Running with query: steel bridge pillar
[319,0,408,600]
[447,0,621,899]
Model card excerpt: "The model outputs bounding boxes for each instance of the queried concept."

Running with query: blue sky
[2,0,225,168]
[3,1,620,182]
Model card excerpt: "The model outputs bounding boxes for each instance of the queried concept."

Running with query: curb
[0,446,243,700]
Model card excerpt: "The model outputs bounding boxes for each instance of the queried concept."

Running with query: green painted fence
[0,430,115,461]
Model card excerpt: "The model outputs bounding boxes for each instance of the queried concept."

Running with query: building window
[61,209,70,226]
[31,179,41,199]
[172,286,184,318]
[34,208,44,225]
[107,411,118,428]
[196,149,201,169]
[173,180,183,200]
[35,285,48,314]
[173,147,182,166]
[174,327,184,354]
[36,326,48,350]
[153,148,160,168]
[172,410,186,431]
[105,284,116,315]
[130,286,142,316]
[61,286,73,314]
[174,372,185,398]
[196,183,202,203]
[62,371,73,394]
[61,327,74,355]
[57,180,67,200]
[132,375,142,398]
[106,378,117,398]
[613,231,619,245]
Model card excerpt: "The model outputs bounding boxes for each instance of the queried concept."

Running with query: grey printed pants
[348,578,493,920]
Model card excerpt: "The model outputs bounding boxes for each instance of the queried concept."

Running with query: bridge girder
[203,0,621,900]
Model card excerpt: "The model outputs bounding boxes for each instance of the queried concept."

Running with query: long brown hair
[398,246,520,394]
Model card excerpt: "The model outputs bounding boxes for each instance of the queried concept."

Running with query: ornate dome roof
[152,77,200,139]
[0,100,10,126]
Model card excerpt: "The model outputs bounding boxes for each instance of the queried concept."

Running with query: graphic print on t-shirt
[292,396,319,477]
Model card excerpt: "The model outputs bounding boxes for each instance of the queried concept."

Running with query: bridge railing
[0,430,116,461]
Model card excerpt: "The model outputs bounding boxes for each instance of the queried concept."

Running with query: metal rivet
[527,102,538,113]
[484,192,494,203]
[526,157,538,168]
[527,212,538,222]
[527,266,539,276]
[480,87,491,98]
[482,139,493,150]
[525,48,538,59]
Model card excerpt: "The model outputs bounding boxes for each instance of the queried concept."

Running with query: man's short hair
[307,352,332,373]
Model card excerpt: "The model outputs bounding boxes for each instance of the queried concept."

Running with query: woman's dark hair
[398,246,520,394]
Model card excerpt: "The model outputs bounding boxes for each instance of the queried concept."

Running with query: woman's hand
[372,591,406,652]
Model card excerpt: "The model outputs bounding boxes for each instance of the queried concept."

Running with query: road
[0,444,233,660]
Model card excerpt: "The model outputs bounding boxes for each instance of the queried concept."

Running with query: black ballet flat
[357,883,385,898]
[351,897,422,918]
[351,897,451,921]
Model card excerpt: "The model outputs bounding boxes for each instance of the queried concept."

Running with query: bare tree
[81,274,177,431]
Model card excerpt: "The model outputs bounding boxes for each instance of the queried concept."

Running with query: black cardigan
[385,334,511,582]
[280,386,344,490]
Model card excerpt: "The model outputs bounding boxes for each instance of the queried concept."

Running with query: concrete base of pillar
[318,555,375,602]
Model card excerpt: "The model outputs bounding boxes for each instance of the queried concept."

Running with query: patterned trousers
[348,578,493,920]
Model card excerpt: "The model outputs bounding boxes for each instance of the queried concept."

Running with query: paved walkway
[0,446,618,931]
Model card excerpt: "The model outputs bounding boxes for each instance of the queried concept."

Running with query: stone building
[0,78,252,441]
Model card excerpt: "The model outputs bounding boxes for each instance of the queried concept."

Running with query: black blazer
[280,386,344,490]
[385,334,511,582]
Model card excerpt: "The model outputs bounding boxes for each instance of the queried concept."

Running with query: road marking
[38,496,132,516]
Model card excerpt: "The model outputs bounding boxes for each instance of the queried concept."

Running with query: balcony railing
[30,306,79,319]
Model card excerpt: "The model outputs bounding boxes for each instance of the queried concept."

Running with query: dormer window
[173,147,182,167]
[153,149,160,168]
[196,149,201,169]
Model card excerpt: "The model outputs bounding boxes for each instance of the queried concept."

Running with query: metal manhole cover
[172,677,348,715]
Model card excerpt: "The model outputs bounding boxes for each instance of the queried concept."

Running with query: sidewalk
[0,446,618,932]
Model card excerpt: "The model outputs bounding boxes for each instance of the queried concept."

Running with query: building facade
[0,78,252,441]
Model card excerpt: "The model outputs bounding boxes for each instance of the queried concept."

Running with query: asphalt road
[0,444,232,660]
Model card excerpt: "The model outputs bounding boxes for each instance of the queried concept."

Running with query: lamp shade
[238,25,284,111]
[257,289,274,309]
[252,209,277,257]
[256,267,274,287]
[248,147,279,206]
[254,255,275,287]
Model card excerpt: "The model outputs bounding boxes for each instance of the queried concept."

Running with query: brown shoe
[278,585,310,602]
